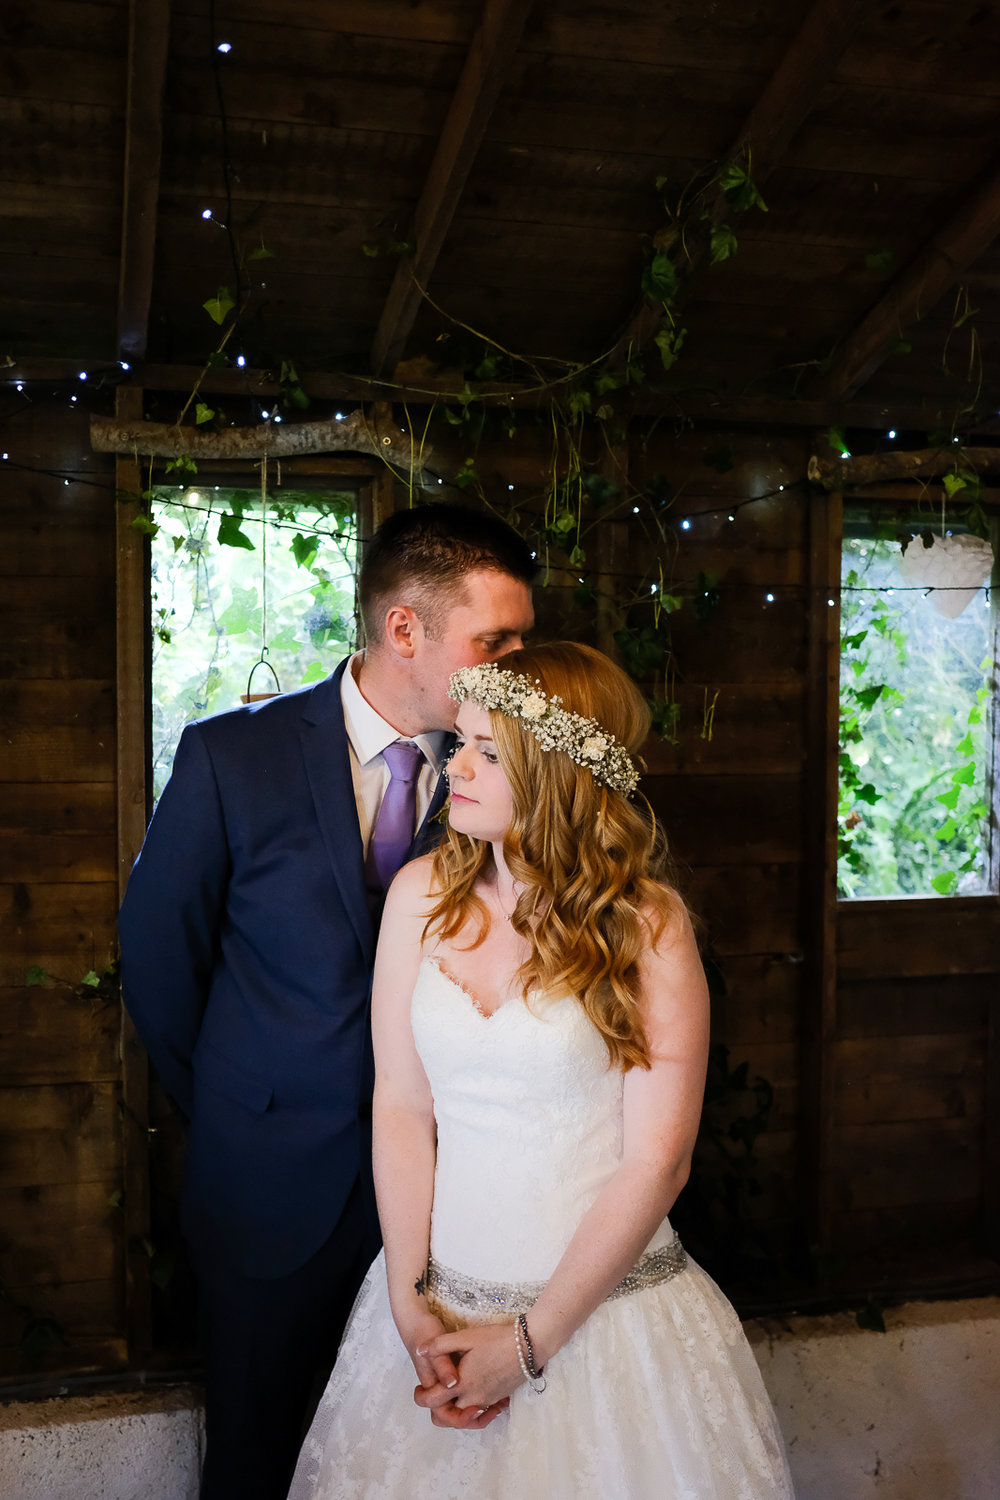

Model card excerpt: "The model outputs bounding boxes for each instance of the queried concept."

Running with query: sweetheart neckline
[420,954,518,1020]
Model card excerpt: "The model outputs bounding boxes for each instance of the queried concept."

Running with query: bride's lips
[450,792,475,804]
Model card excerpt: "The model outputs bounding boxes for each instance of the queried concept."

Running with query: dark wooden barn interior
[2,0,999,1402]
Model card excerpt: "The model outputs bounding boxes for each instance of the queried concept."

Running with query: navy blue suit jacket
[118,662,449,1279]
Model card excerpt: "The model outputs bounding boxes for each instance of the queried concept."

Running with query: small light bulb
[70,395,77,403]
[828,598,835,607]
[1,453,7,460]
[334,411,344,421]
[766,592,774,602]
[189,491,201,503]
[15,382,23,392]
[887,429,896,439]
[201,208,213,220]
[120,360,130,371]
[681,518,691,530]
[728,513,735,521]
[778,484,784,491]
[953,436,960,443]
[261,409,270,418]
[78,371,88,381]
[840,449,850,458]
[217,41,232,53]
[273,413,282,423]
[236,354,246,367]
[64,478,70,486]
[633,506,640,514]
[508,484,514,492]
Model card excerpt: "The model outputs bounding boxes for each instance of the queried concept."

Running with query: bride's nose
[448,744,474,780]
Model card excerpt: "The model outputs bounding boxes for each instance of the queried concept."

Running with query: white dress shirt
[339,651,449,853]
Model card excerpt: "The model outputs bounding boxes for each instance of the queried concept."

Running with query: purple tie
[368,741,423,890]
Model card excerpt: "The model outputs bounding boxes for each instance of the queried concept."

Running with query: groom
[119,502,535,1500]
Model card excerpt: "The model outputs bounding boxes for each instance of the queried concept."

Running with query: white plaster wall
[1,1298,998,1498]
[0,1388,203,1500]
[748,1296,1000,1498]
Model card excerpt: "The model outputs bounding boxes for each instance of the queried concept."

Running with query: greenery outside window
[838,504,998,899]
[150,483,358,798]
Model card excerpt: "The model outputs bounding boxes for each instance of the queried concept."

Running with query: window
[838,505,997,899]
[149,483,358,797]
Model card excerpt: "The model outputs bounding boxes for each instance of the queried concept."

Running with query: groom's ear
[384,605,420,659]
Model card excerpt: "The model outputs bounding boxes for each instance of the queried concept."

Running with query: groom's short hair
[359,503,535,645]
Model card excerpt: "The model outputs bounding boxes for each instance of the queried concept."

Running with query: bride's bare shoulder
[384,852,443,915]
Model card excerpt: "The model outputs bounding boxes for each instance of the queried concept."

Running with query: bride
[289,642,794,1499]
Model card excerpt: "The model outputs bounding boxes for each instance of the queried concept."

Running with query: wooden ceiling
[4,0,1000,429]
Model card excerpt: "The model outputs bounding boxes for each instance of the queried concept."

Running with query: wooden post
[114,385,153,1360]
[800,486,843,1277]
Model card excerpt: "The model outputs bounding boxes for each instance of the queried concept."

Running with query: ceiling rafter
[370,0,535,379]
[612,0,867,361]
[117,0,171,361]
[824,158,1000,400]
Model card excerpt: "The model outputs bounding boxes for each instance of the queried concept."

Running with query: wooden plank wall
[1,406,997,1381]
[0,399,125,1376]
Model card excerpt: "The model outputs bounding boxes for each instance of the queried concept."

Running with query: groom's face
[411,567,534,731]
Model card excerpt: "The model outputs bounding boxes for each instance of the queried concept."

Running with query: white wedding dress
[288,957,794,1499]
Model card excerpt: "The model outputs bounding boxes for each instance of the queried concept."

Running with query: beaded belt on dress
[425,1233,687,1319]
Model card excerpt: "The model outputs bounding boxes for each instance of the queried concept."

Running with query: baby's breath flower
[449,664,638,797]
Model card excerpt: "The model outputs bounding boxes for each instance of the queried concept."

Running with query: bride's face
[447,702,514,843]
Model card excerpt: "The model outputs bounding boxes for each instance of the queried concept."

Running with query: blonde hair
[425,642,685,1070]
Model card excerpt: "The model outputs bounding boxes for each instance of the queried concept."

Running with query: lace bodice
[410,956,675,1282]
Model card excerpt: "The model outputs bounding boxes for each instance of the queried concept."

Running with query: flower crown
[448,663,639,797]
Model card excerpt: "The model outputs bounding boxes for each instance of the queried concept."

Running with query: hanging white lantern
[897,533,995,619]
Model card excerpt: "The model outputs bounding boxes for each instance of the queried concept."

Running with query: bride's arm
[372,858,505,1428]
[416,903,709,1412]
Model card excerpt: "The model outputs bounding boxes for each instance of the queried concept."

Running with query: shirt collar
[340,652,448,772]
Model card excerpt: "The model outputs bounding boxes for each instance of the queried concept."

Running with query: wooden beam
[117,0,171,360]
[801,486,843,1270]
[825,158,1000,400]
[613,0,866,359]
[809,445,1000,489]
[370,0,535,378]
[114,385,153,1360]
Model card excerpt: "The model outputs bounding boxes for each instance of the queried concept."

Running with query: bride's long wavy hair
[425,642,684,1071]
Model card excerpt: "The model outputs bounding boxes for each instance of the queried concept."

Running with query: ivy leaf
[300,661,327,685]
[195,402,215,425]
[654,325,686,370]
[165,454,198,476]
[81,970,101,988]
[203,286,235,325]
[934,817,959,841]
[864,249,896,275]
[361,242,379,257]
[931,870,958,895]
[708,224,738,264]
[290,533,320,569]
[935,785,961,811]
[595,371,622,396]
[131,513,160,537]
[474,355,498,380]
[642,252,679,304]
[951,763,975,786]
[854,782,879,805]
[855,684,885,712]
[25,965,50,987]
[943,472,968,498]
[217,512,255,550]
[843,629,868,650]
[454,459,479,491]
[718,163,767,213]
[955,731,974,757]
[248,244,275,261]
[568,389,592,419]
[217,585,260,636]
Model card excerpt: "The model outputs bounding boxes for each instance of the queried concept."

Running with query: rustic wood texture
[0,403,124,1378]
[117,0,170,358]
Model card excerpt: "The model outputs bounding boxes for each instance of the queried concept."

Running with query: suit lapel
[299,664,374,964]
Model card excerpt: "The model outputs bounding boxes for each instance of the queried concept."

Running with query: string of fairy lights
[3,377,994,615]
